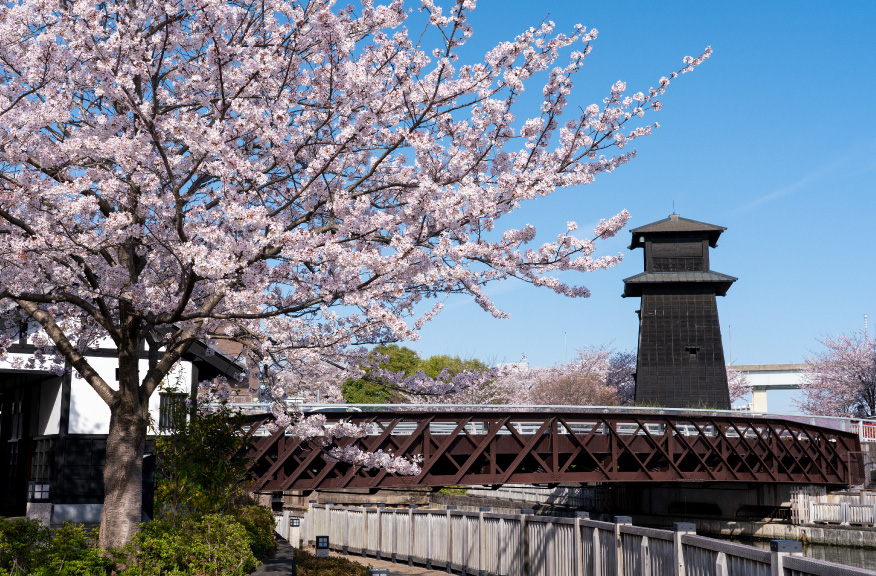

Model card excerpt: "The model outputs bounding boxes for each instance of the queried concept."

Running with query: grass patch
[633,400,663,408]
[293,548,370,576]
[436,486,467,495]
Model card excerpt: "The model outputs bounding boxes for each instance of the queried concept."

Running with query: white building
[0,335,241,523]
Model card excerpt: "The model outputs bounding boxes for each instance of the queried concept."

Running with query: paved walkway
[321,549,449,575]
[252,536,295,576]
[253,536,449,575]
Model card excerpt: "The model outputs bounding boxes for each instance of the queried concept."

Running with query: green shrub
[149,397,278,572]
[155,400,254,517]
[633,400,664,408]
[229,505,276,560]
[0,518,110,576]
[119,514,257,576]
[0,514,266,576]
[293,548,369,576]
[0,517,51,574]
[39,523,111,576]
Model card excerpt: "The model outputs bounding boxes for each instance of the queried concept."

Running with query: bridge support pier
[751,388,769,412]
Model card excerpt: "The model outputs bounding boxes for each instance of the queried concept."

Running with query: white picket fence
[301,504,875,576]
[465,485,600,509]
[791,488,876,526]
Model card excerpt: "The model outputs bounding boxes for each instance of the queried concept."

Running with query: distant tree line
[342,345,491,403]
[342,344,639,406]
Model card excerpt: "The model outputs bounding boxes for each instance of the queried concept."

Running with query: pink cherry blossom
[0,0,709,547]
[796,330,876,417]
[726,365,751,403]
[420,346,636,406]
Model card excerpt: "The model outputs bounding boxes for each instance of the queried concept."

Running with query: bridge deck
[244,410,860,491]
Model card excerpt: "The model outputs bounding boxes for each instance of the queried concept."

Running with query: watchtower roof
[622,270,737,297]
[629,214,726,249]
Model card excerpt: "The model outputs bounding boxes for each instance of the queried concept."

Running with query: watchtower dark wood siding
[623,215,736,409]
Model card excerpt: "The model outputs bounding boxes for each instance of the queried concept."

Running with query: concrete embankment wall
[430,491,580,516]
[695,519,876,548]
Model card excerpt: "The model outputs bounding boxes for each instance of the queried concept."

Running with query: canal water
[717,536,876,571]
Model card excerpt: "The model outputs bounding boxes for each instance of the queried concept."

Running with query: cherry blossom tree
[0,0,708,546]
[796,330,876,417]
[482,346,636,406]
[607,349,637,405]
[727,365,751,403]
[483,355,744,408]
[342,345,421,403]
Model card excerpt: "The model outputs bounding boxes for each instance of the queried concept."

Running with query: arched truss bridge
[242,408,861,491]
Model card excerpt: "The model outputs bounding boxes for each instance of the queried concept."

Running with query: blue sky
[397,1,876,408]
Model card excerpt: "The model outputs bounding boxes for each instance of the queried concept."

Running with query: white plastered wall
[2,346,195,435]
[68,356,192,434]
[37,376,62,436]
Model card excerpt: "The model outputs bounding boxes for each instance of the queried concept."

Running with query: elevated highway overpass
[733,363,805,413]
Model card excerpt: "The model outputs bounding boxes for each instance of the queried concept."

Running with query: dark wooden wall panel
[635,288,730,408]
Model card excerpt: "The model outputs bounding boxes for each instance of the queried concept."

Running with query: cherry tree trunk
[98,339,148,549]
[99,405,146,549]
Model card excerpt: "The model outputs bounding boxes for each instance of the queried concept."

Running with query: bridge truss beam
[243,411,860,491]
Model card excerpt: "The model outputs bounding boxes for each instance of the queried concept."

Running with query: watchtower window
[652,257,703,272]
[650,240,704,272]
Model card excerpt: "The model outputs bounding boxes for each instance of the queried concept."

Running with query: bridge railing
[302,504,875,576]
[228,401,876,439]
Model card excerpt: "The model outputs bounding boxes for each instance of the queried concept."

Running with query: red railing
[850,420,876,443]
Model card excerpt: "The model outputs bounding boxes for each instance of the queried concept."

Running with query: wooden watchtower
[623,214,736,409]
